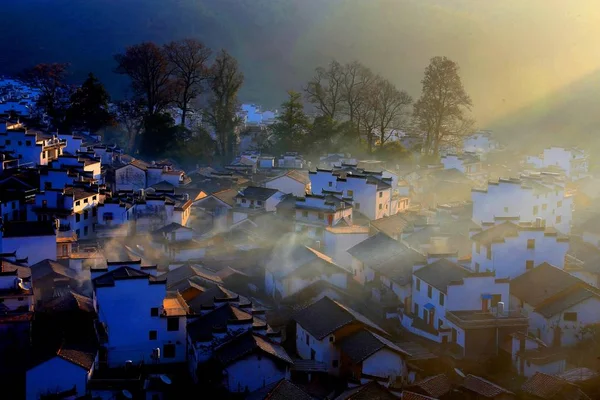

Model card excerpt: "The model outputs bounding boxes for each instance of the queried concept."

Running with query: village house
[510,263,600,347]
[151,222,206,262]
[93,263,187,367]
[50,151,103,183]
[509,332,566,378]
[520,372,591,400]
[0,174,36,222]
[471,175,573,234]
[265,241,352,300]
[293,296,392,376]
[440,153,487,183]
[407,259,528,359]
[457,374,516,399]
[0,122,66,166]
[469,219,569,279]
[278,152,305,168]
[463,130,500,155]
[95,197,135,238]
[293,193,354,242]
[25,344,98,400]
[232,186,284,223]
[114,159,188,191]
[565,236,600,288]
[526,147,589,181]
[309,168,394,220]
[29,259,89,303]
[348,232,426,312]
[1,221,57,265]
[265,169,311,197]
[319,153,357,169]
[322,224,370,271]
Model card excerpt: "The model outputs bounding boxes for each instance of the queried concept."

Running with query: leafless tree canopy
[413,56,473,156]
[164,39,212,127]
[305,60,345,120]
[204,49,244,160]
[114,42,173,116]
[374,78,413,149]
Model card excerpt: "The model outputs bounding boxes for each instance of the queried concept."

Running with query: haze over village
[2,1,600,400]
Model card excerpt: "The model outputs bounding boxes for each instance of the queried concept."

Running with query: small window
[256,200,263,206]
[542,204,547,211]
[93,195,97,201]
[491,294,502,307]
[557,201,562,207]
[414,303,419,315]
[241,199,246,204]
[476,243,481,253]
[439,293,445,306]
[318,212,324,220]
[416,278,421,291]
[5,140,10,145]
[84,198,89,204]
[306,334,309,345]
[76,229,80,237]
[486,245,492,260]
[150,307,159,317]
[92,207,97,217]
[163,344,176,358]
[526,260,534,270]
[332,360,339,368]
[533,205,538,216]
[84,210,89,220]
[347,190,354,197]
[84,226,88,236]
[149,330,157,340]
[302,211,308,218]
[25,140,31,146]
[315,227,323,236]
[75,201,81,206]
[355,203,360,210]
[527,239,535,249]
[503,206,508,213]
[379,192,383,198]
[328,182,333,187]
[167,318,179,331]
[378,204,382,210]
[474,262,480,272]
[76,214,81,223]
[427,285,432,298]
[556,215,562,223]
[329,336,334,343]
[564,312,577,322]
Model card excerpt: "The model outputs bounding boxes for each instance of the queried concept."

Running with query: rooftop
[413,259,472,293]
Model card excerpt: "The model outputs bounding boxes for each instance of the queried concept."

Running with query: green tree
[66,73,115,133]
[140,113,181,157]
[306,116,355,154]
[413,56,473,156]
[271,90,311,152]
[204,50,244,160]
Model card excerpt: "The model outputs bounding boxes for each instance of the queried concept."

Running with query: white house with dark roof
[470,220,569,279]
[265,170,311,197]
[463,130,499,155]
[526,147,589,181]
[151,222,205,261]
[0,124,66,166]
[1,221,57,265]
[233,186,284,223]
[95,197,135,238]
[440,153,486,182]
[93,264,187,366]
[309,168,394,220]
[471,175,573,234]
[510,263,600,347]
[25,344,98,400]
[294,193,353,242]
[115,159,188,191]
[408,258,528,359]
[265,241,351,300]
[293,296,390,376]
[323,224,370,271]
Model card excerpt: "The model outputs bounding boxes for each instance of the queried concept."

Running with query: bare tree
[114,42,173,116]
[164,39,212,127]
[374,78,412,149]
[413,56,473,156]
[341,61,375,124]
[305,60,345,120]
[204,50,244,160]
[355,78,381,154]
[21,63,71,125]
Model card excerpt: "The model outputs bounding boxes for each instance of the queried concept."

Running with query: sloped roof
[567,236,600,274]
[339,329,410,363]
[401,392,438,400]
[186,284,250,312]
[293,296,386,340]
[521,372,590,399]
[348,232,413,267]
[510,263,583,307]
[31,259,79,281]
[470,222,520,245]
[369,213,412,237]
[187,304,253,342]
[333,381,397,400]
[407,374,453,398]
[534,287,598,318]
[236,186,279,201]
[266,242,346,280]
[93,266,164,287]
[413,259,472,293]
[268,170,310,185]
[41,291,95,313]
[151,222,192,235]
[460,375,513,398]
[57,344,97,371]
[214,331,292,366]
[246,379,315,400]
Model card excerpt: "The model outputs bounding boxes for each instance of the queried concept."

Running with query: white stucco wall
[362,348,405,380]
[266,176,307,197]
[296,323,340,375]
[26,357,91,400]
[223,355,288,393]
[2,234,56,265]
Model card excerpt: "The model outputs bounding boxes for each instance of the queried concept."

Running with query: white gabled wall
[26,357,91,400]
[362,348,405,380]
[223,355,289,393]
[296,323,340,375]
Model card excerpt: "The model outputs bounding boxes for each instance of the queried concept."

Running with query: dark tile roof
[151,222,192,235]
[212,188,239,206]
[338,329,410,363]
[187,304,253,342]
[347,233,420,269]
[293,296,386,340]
[460,374,513,398]
[41,291,95,313]
[0,258,31,279]
[31,259,79,281]
[470,221,521,245]
[521,372,591,399]
[246,379,315,400]
[510,263,583,307]
[413,259,472,293]
[93,266,164,287]
[333,381,397,400]
[401,391,438,400]
[214,331,292,366]
[3,221,55,238]
[407,374,453,398]
[567,236,600,273]
[369,213,412,237]
[57,343,97,371]
[534,287,598,318]
[186,284,249,312]
[266,242,346,280]
[236,186,279,201]
[63,186,97,201]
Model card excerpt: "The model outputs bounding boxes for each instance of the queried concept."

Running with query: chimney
[497,302,505,315]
